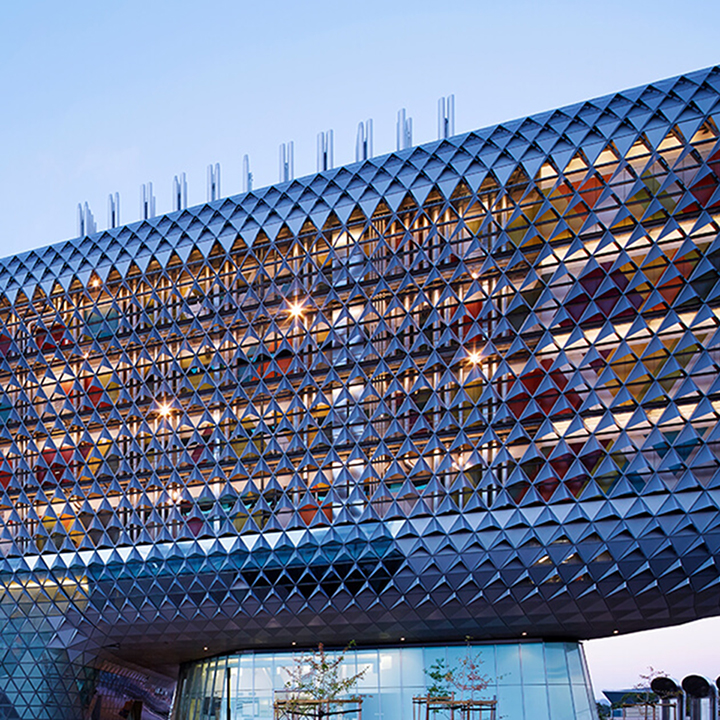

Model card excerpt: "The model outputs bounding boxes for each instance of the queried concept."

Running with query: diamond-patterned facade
[1,66,720,717]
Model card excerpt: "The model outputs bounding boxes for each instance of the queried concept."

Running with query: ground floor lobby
[174,641,596,720]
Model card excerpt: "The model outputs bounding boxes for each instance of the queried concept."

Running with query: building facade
[0,66,720,718]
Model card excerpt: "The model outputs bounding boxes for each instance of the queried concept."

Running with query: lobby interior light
[466,350,482,365]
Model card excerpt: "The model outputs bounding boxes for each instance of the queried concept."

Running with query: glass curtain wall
[174,642,596,720]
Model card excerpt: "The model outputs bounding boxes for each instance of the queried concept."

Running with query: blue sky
[2,0,720,256]
[1,0,719,695]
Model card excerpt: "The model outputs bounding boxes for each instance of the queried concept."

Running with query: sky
[2,0,720,257]
[1,0,720,698]
[584,617,720,700]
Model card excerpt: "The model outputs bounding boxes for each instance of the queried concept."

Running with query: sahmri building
[1,65,720,720]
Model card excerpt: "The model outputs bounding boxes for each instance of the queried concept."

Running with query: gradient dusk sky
[0,0,719,697]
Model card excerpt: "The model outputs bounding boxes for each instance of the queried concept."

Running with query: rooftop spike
[207,163,221,202]
[396,109,412,151]
[107,193,120,229]
[242,155,253,193]
[438,94,455,139]
[279,142,294,183]
[140,183,156,221]
[317,130,334,172]
[172,173,187,212]
[355,120,373,162]
[77,202,96,237]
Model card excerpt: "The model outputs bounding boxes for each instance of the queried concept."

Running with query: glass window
[400,647,425,691]
[381,690,403,719]
[496,644,521,686]
[548,684,575,720]
[255,695,272,719]
[523,684,550,720]
[479,644,497,682]
[520,644,546,685]
[446,644,467,668]
[236,655,253,694]
[274,654,291,687]
[545,644,570,684]
[361,693,381,719]
[401,687,421,717]
[378,649,401,687]
[176,641,596,720]
[253,655,274,692]
[355,651,380,692]
[422,645,446,672]
[572,683,595,720]
[566,643,586,683]
[496,685,524,720]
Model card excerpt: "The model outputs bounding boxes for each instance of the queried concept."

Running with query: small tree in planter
[276,642,367,720]
[425,658,453,699]
[425,641,491,700]
[417,642,495,720]
[448,645,491,701]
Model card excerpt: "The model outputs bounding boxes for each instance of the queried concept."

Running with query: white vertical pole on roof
[279,142,294,183]
[397,109,412,150]
[356,120,373,162]
[438,95,455,139]
[242,155,252,193]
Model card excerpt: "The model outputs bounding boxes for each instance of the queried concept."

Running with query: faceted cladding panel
[0,66,720,714]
